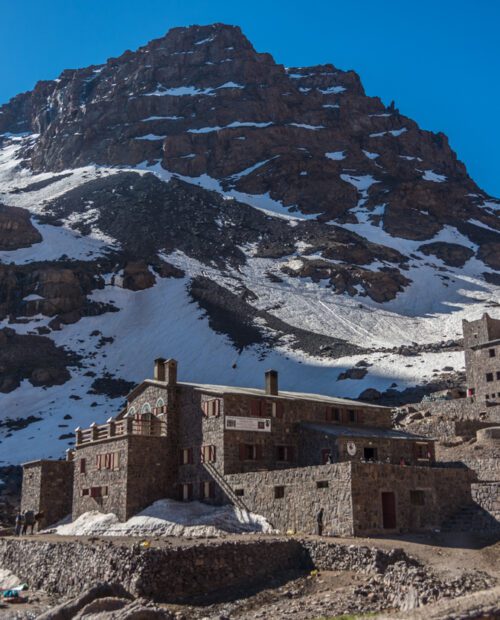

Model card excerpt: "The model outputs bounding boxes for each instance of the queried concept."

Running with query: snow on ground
[0,220,113,263]
[326,151,345,160]
[49,499,273,537]
[422,169,447,182]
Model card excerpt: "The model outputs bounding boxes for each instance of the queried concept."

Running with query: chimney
[165,359,178,387]
[265,369,278,395]
[154,358,166,382]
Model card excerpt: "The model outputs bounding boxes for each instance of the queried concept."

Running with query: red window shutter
[201,401,208,417]
[276,402,284,419]
[251,400,260,417]
[200,446,205,463]
[239,443,246,461]
[215,399,220,417]
[256,444,263,460]
[80,459,86,474]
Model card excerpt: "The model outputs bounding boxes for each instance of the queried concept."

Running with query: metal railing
[75,417,167,446]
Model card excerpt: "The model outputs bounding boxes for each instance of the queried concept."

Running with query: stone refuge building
[22,360,476,536]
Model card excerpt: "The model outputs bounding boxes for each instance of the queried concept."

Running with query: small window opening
[316,480,329,489]
[274,485,285,499]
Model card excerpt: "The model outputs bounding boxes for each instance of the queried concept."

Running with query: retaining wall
[0,536,418,603]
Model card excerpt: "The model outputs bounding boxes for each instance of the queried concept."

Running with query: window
[181,483,193,501]
[90,486,108,498]
[251,400,265,417]
[322,448,333,464]
[325,407,340,423]
[415,443,430,460]
[235,488,245,497]
[80,458,86,474]
[496,372,500,381]
[363,447,378,461]
[202,398,221,417]
[200,480,216,500]
[486,373,494,382]
[200,445,217,463]
[410,490,425,506]
[489,349,496,358]
[155,397,166,414]
[81,488,89,497]
[276,445,294,462]
[141,402,152,414]
[180,448,194,465]
[239,443,263,461]
[96,452,120,471]
[316,480,329,489]
[274,485,285,499]
[127,406,136,417]
[348,409,357,423]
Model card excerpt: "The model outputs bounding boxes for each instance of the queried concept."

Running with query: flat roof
[301,422,432,441]
[133,379,390,410]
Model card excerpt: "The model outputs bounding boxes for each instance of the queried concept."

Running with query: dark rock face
[0,327,80,392]
[418,242,475,267]
[0,204,42,250]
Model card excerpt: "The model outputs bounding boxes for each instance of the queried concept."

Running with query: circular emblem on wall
[347,441,357,456]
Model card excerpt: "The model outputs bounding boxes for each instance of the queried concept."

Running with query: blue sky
[1,0,498,196]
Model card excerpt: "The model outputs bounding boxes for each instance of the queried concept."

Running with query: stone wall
[21,460,73,529]
[226,463,354,535]
[73,436,170,521]
[471,482,500,521]
[0,537,304,602]
[0,536,426,603]
[350,462,474,535]
[225,462,474,536]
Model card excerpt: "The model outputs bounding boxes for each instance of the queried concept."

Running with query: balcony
[75,417,167,446]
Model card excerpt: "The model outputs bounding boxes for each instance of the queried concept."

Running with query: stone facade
[471,482,500,521]
[463,313,500,402]
[73,435,170,521]
[350,462,474,535]
[226,462,474,536]
[21,460,73,529]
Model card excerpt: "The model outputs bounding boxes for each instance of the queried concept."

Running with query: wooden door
[381,492,397,529]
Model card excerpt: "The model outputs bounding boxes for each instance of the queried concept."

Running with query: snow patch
[326,151,345,161]
[48,499,273,537]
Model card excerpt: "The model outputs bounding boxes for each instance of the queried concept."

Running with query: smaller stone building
[22,359,476,535]
[463,313,500,403]
[21,460,73,529]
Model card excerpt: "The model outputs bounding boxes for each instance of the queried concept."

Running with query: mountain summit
[0,23,498,463]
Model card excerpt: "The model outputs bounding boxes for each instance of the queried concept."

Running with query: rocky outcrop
[0,204,42,250]
[0,327,79,392]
